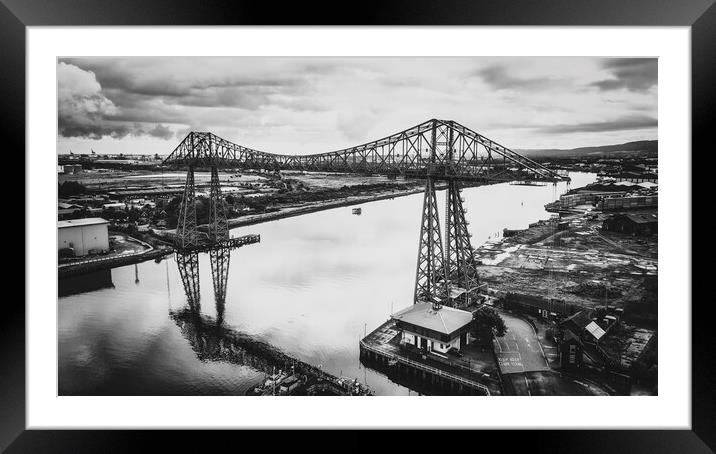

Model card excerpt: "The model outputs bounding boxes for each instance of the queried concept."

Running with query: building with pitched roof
[559,310,606,344]
[602,212,658,235]
[391,302,473,354]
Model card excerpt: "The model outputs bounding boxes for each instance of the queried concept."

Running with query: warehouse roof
[392,302,473,336]
[560,310,593,330]
[58,217,109,229]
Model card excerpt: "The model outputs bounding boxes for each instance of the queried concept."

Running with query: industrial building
[392,302,473,354]
[613,172,658,184]
[602,212,658,236]
[559,310,606,344]
[59,164,83,174]
[57,217,110,257]
[597,195,657,211]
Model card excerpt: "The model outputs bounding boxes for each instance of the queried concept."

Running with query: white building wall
[402,332,416,346]
[58,223,109,256]
[402,329,465,353]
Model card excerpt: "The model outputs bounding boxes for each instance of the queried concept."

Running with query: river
[58,172,596,395]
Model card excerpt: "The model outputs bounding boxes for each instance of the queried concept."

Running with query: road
[494,312,550,374]
[496,311,609,396]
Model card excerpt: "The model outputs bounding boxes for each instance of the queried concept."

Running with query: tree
[470,306,507,346]
[58,181,88,197]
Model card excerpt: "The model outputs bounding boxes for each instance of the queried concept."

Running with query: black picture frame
[4,0,711,451]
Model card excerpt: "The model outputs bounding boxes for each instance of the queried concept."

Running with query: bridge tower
[414,177,447,308]
[176,166,200,249]
[445,180,481,306]
[414,120,481,308]
[208,166,230,243]
[175,164,230,250]
[414,120,448,308]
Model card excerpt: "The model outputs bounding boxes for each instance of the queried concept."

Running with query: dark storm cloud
[591,58,657,92]
[59,118,175,141]
[539,115,657,134]
[58,61,183,140]
[61,57,304,94]
[57,58,330,141]
[59,121,131,140]
[128,123,174,140]
[474,64,561,91]
[60,57,321,111]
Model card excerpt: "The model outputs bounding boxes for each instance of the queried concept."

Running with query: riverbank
[224,185,435,229]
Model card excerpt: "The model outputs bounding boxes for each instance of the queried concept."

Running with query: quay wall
[359,338,492,396]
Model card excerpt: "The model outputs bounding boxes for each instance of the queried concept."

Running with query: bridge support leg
[414,177,447,307]
[445,180,481,307]
[210,247,231,325]
[176,251,200,312]
[176,166,200,249]
[208,165,230,243]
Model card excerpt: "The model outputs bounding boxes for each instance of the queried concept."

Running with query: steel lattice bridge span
[163,118,569,309]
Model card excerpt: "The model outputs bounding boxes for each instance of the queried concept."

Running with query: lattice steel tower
[414,177,448,308]
[175,167,200,249]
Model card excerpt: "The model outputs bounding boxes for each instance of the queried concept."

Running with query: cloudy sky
[57,57,657,155]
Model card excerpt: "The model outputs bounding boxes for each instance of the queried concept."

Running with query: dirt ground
[475,208,657,316]
[61,168,416,193]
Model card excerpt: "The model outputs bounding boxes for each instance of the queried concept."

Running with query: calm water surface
[58,172,596,395]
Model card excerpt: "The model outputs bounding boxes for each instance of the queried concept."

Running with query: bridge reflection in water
[170,243,373,395]
[171,241,288,375]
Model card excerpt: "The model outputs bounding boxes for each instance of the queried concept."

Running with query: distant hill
[516,140,657,159]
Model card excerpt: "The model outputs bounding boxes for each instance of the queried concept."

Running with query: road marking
[523,374,531,396]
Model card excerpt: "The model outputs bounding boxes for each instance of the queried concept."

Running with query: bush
[470,306,507,346]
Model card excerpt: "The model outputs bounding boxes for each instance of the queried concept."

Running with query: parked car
[446,347,463,358]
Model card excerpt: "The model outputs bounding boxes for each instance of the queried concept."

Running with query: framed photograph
[7,0,710,451]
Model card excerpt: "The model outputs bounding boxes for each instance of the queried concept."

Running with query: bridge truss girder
[163,119,566,183]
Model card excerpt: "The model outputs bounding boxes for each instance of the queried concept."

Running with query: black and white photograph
[56,56,659,397]
[4,0,708,446]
